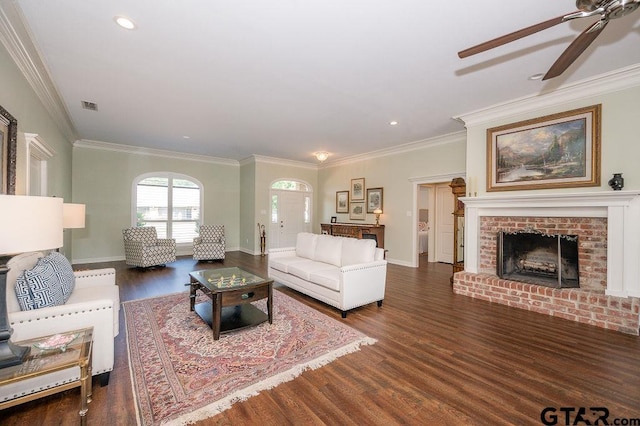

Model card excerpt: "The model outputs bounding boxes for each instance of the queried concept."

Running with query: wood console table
[321,223,385,249]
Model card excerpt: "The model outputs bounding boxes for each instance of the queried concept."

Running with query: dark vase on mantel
[608,173,624,191]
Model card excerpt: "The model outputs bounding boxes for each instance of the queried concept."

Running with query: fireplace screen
[497,231,579,288]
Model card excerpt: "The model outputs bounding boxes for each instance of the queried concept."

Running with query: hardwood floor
[3,252,639,425]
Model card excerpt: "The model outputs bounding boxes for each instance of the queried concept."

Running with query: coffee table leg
[213,293,222,340]
[79,360,91,426]
[189,280,197,311]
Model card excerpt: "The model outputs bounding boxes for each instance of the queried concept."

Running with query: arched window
[133,173,202,244]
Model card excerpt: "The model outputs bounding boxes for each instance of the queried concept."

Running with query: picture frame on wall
[336,190,349,213]
[366,187,383,213]
[0,104,18,195]
[487,104,601,192]
[350,177,365,201]
[349,202,365,220]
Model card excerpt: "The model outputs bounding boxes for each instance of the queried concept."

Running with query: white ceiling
[9,0,640,163]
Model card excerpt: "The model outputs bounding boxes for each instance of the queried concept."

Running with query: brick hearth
[453,192,640,335]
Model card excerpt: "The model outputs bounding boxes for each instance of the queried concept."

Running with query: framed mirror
[0,104,17,195]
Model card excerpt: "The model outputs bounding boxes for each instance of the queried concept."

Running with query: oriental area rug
[123,290,376,425]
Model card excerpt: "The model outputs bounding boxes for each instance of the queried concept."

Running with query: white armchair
[193,225,226,261]
[2,252,119,402]
[123,226,176,268]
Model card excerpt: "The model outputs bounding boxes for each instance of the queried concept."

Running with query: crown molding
[74,139,239,166]
[321,130,467,169]
[0,2,77,143]
[240,155,318,170]
[454,64,640,128]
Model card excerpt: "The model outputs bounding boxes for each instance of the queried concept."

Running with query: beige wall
[318,135,467,265]
[0,42,73,249]
[71,146,240,263]
[465,86,640,196]
[250,158,318,254]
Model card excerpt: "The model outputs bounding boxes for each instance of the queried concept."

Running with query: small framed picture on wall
[350,177,365,201]
[349,202,365,220]
[366,187,383,213]
[336,191,349,213]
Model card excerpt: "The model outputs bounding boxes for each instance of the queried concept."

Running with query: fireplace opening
[497,230,579,288]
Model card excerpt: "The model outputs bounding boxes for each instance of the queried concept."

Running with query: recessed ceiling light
[389,120,399,126]
[183,136,190,139]
[114,16,136,30]
[528,73,544,81]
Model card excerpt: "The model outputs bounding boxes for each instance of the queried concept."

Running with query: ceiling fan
[458,0,640,80]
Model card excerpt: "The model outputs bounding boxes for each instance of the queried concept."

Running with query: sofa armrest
[9,297,115,324]
[74,268,116,288]
[157,238,176,247]
[340,261,387,311]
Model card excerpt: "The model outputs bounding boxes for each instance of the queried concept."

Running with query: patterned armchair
[122,227,176,268]
[193,225,226,261]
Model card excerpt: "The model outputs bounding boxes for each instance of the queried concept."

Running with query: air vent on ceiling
[81,100,98,111]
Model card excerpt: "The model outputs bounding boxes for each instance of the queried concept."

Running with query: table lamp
[0,195,63,367]
[63,203,86,229]
[374,208,383,226]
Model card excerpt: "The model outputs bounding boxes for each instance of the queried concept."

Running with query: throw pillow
[40,252,76,303]
[14,273,36,311]
[13,252,75,311]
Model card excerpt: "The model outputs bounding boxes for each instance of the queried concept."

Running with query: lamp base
[0,338,30,368]
[0,266,30,368]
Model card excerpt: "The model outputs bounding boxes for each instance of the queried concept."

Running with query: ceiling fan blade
[458,14,571,58]
[542,19,608,80]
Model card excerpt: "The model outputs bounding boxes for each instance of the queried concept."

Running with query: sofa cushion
[270,256,308,274]
[295,232,317,259]
[341,238,377,266]
[288,260,335,281]
[308,268,341,291]
[313,235,342,267]
[14,252,75,311]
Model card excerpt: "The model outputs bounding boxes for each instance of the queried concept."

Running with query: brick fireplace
[453,191,640,335]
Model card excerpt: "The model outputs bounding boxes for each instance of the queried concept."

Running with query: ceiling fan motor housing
[607,0,640,19]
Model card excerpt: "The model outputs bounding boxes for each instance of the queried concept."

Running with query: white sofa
[1,251,119,403]
[268,232,387,317]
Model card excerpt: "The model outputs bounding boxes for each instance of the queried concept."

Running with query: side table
[0,327,93,425]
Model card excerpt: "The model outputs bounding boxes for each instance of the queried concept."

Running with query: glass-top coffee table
[189,267,273,340]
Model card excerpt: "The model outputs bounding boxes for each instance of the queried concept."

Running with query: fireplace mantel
[461,191,640,298]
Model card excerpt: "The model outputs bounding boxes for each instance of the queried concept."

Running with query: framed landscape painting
[487,104,601,192]
[336,191,349,213]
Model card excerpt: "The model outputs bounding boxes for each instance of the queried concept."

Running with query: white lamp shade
[63,203,86,229]
[0,195,63,255]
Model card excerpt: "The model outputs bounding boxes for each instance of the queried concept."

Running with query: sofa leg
[341,311,347,319]
[377,300,383,307]
[99,372,111,387]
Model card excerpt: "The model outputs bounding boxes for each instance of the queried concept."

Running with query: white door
[270,190,311,249]
[435,184,454,263]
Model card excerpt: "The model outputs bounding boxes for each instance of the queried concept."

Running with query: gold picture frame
[0,104,18,195]
[487,104,601,192]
